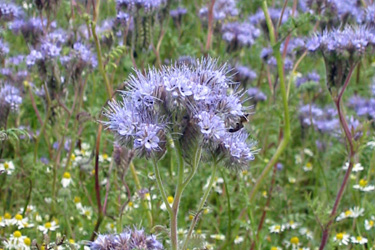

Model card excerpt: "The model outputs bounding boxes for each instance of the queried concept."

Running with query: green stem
[249,0,291,203]
[152,160,172,215]
[90,20,112,99]
[182,161,218,250]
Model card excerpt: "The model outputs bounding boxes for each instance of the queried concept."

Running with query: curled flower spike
[103,57,257,170]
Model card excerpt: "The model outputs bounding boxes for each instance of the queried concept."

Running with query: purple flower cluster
[307,26,374,57]
[89,227,163,250]
[295,71,320,88]
[247,87,267,103]
[104,58,256,169]
[199,0,239,21]
[221,21,260,51]
[299,104,340,134]
[0,84,22,112]
[233,65,257,86]
[0,2,22,22]
[348,95,375,120]
[0,39,9,58]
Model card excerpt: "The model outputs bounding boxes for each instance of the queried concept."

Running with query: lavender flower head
[233,65,257,86]
[199,0,239,21]
[0,84,22,112]
[295,71,320,88]
[116,0,166,15]
[104,58,257,170]
[0,2,22,22]
[89,227,163,250]
[307,26,375,93]
[221,21,260,51]
[0,39,9,58]
[247,87,267,103]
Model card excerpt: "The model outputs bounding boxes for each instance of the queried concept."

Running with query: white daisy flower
[10,214,31,229]
[299,227,313,240]
[366,140,375,148]
[270,247,282,250]
[80,206,93,219]
[336,207,364,221]
[302,162,313,172]
[269,224,285,233]
[3,212,13,226]
[3,231,28,250]
[99,153,112,163]
[61,172,72,188]
[38,221,59,234]
[234,235,244,244]
[0,161,15,175]
[285,220,301,230]
[303,148,314,157]
[351,236,367,244]
[365,216,375,230]
[333,233,350,245]
[203,176,224,194]
[342,162,363,172]
[210,234,225,241]
[353,179,375,192]
[160,196,173,211]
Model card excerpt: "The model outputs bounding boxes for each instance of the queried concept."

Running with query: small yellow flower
[4,213,11,219]
[24,237,31,246]
[290,236,299,245]
[167,196,174,204]
[69,239,75,244]
[359,179,368,188]
[13,231,22,238]
[336,233,343,240]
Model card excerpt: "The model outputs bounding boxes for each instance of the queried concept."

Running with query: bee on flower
[0,161,15,175]
[38,221,59,234]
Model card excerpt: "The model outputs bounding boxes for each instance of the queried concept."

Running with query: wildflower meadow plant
[103,57,256,249]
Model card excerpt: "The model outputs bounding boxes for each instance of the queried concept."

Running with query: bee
[228,114,250,133]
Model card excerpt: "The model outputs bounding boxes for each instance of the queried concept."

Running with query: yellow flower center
[110,223,114,229]
[290,237,299,244]
[167,196,174,204]
[289,220,294,225]
[305,162,312,169]
[274,225,281,230]
[359,179,368,187]
[196,229,202,234]
[45,222,52,229]
[63,172,71,179]
[23,81,30,88]
[336,233,344,240]
[24,237,31,246]
[369,220,374,226]
[345,210,352,216]
[74,196,81,203]
[128,201,133,207]
[69,239,75,244]
[189,215,194,221]
[271,247,278,250]
[103,154,108,160]
[85,210,91,216]
[4,213,11,219]
[357,236,362,241]
[4,162,9,169]
[13,231,22,238]
[15,214,23,221]
[242,170,248,175]
[203,208,209,214]
[0,216,2,222]
[71,154,76,161]
[144,193,150,199]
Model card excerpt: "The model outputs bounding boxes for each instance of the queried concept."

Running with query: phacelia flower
[89,227,163,250]
[221,21,260,51]
[199,0,238,21]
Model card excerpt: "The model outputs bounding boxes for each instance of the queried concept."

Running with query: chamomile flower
[10,214,30,229]
[99,153,112,163]
[333,232,350,245]
[365,216,375,230]
[351,236,368,244]
[4,231,27,250]
[203,176,224,194]
[289,236,300,248]
[336,207,364,221]
[342,162,364,172]
[234,235,244,244]
[74,196,83,210]
[285,220,301,230]
[302,162,313,172]
[61,172,72,188]
[105,222,116,232]
[269,224,285,233]
[353,179,375,192]
[3,212,13,226]
[80,206,93,219]
[270,247,282,250]
[299,228,313,240]
[210,234,225,241]
[0,161,15,175]
[38,221,59,234]
[160,196,174,211]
